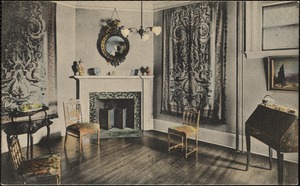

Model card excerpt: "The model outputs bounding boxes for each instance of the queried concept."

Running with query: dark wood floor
[1,130,298,185]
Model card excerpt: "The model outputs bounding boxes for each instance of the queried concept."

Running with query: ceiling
[54,1,194,11]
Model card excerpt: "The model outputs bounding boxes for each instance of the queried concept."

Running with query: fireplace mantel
[73,75,154,79]
[72,75,154,130]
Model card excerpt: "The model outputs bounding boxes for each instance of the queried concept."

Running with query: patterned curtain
[161,2,227,124]
[1,1,57,122]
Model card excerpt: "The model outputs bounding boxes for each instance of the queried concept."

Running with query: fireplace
[89,92,141,130]
[72,76,153,131]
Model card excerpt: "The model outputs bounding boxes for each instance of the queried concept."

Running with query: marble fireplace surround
[89,91,141,129]
[73,76,154,130]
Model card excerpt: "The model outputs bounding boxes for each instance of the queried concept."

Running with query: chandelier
[121,1,161,41]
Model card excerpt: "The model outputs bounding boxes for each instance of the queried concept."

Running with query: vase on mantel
[72,61,78,76]
[77,59,85,76]
[145,66,150,75]
[140,66,146,76]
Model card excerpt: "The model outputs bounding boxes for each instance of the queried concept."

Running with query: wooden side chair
[63,99,100,154]
[7,135,61,184]
[168,109,200,158]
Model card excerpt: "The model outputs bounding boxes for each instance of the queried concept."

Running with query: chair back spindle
[63,99,83,127]
[183,110,200,129]
[8,135,25,171]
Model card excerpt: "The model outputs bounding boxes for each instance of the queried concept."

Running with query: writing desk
[246,104,298,185]
[2,106,55,160]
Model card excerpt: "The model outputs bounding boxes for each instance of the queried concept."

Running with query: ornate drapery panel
[1,1,57,122]
[161,2,227,124]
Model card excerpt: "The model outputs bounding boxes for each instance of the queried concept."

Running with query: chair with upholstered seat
[7,135,61,184]
[168,109,200,158]
[63,99,100,154]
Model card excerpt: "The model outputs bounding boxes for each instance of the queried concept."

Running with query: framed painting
[268,56,299,91]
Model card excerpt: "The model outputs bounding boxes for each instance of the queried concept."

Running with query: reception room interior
[1,1,299,185]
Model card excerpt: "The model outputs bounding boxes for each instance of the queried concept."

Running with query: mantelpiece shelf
[72,76,154,79]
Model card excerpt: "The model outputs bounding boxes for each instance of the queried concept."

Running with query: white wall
[74,7,154,76]
[55,3,77,137]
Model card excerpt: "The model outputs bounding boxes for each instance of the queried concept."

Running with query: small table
[3,106,54,160]
[246,104,298,185]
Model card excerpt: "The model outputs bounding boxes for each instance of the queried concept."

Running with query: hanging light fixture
[121,1,161,41]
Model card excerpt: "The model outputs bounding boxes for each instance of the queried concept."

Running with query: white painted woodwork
[244,1,299,58]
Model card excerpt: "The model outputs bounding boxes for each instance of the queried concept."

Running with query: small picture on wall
[268,56,299,91]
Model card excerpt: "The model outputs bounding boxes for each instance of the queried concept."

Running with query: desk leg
[245,124,251,170]
[30,133,33,159]
[27,134,30,160]
[46,125,52,154]
[277,151,283,185]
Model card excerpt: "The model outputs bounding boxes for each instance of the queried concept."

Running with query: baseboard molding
[153,119,298,163]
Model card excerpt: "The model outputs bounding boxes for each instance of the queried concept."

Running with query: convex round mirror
[97,19,130,67]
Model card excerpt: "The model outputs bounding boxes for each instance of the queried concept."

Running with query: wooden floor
[1,130,298,185]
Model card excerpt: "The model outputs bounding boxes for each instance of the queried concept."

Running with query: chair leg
[168,132,170,152]
[195,134,198,157]
[181,137,184,151]
[56,175,61,185]
[185,137,188,158]
[79,135,82,154]
[97,131,100,145]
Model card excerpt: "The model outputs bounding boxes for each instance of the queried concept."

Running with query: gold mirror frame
[97,19,130,67]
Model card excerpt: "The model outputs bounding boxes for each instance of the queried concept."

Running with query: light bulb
[152,26,162,35]
[100,22,107,26]
[121,28,130,37]
[142,34,149,41]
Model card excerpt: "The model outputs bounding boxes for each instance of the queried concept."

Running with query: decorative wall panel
[1,1,57,122]
[161,2,227,124]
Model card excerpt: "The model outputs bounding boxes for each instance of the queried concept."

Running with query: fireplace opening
[89,92,141,132]
[98,99,134,130]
